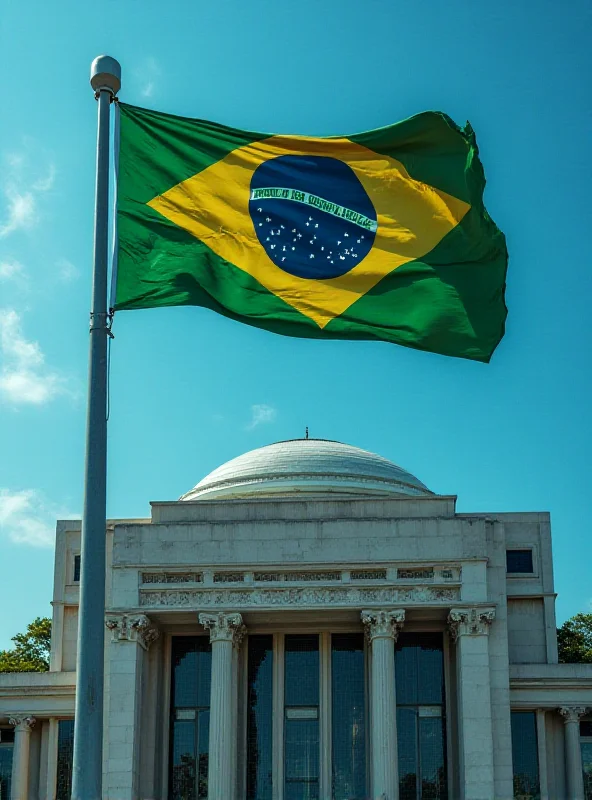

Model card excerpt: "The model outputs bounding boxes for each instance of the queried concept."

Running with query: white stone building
[1,438,591,800]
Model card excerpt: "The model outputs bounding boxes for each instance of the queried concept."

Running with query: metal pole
[71,55,121,800]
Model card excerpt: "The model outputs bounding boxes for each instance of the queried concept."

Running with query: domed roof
[180,439,432,501]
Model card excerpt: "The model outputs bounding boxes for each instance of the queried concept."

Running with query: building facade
[1,438,591,800]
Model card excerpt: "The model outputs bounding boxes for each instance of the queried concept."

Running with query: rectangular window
[510,711,540,799]
[247,635,273,800]
[73,554,81,582]
[331,633,366,800]
[506,549,534,573]
[0,730,14,800]
[169,636,211,800]
[396,633,447,800]
[284,634,320,800]
[56,719,75,800]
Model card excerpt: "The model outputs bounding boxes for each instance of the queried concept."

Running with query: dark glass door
[169,636,212,800]
[396,633,447,800]
[331,633,366,799]
[284,634,320,800]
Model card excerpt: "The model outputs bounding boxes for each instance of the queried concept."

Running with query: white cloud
[0,188,36,238]
[246,403,277,430]
[142,81,155,99]
[136,57,161,99]
[56,258,80,283]
[0,259,26,283]
[0,488,76,547]
[0,309,64,405]
[0,150,56,239]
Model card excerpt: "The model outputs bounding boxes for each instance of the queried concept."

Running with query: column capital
[361,609,405,642]
[8,716,36,732]
[448,606,496,640]
[105,613,160,650]
[199,611,246,645]
[558,706,588,724]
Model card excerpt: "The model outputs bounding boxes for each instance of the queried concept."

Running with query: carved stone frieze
[361,609,405,642]
[105,613,160,650]
[199,611,246,646]
[9,716,36,732]
[558,706,588,724]
[447,607,496,640]
[140,584,459,610]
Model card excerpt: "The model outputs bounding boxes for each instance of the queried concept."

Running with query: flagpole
[71,55,120,800]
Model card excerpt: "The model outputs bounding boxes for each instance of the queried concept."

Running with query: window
[506,550,533,574]
[73,554,81,582]
[284,634,320,800]
[247,635,273,800]
[396,633,447,800]
[244,632,368,799]
[0,729,14,800]
[510,712,540,800]
[170,630,449,799]
[56,720,74,800]
[331,633,366,800]
[582,720,592,800]
[169,636,211,800]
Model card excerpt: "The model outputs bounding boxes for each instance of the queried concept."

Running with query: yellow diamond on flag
[148,135,470,329]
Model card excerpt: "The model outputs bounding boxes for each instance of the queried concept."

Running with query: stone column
[103,613,159,799]
[361,608,405,800]
[559,706,587,800]
[448,607,496,800]
[9,716,36,800]
[199,611,246,800]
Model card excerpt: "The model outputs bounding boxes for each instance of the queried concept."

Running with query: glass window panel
[506,550,534,573]
[0,741,13,800]
[416,637,444,706]
[285,635,319,707]
[581,721,592,737]
[331,633,366,800]
[170,637,211,800]
[419,717,446,800]
[396,634,444,707]
[285,719,320,799]
[396,641,418,706]
[247,635,273,800]
[56,719,75,800]
[171,636,211,708]
[582,742,592,800]
[510,712,540,800]
[398,707,418,800]
[285,635,319,800]
[171,720,197,800]
[396,634,447,800]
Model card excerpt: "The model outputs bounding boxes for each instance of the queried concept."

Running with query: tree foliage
[0,616,52,672]
[557,613,592,664]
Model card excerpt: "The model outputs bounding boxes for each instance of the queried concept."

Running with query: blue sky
[0,0,590,649]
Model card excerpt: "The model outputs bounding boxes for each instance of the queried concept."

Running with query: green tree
[557,613,592,664]
[0,617,51,672]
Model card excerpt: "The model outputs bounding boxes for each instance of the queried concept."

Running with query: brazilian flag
[115,103,507,362]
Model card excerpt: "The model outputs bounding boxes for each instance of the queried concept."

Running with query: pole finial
[305,426,309,439]
[90,55,121,95]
